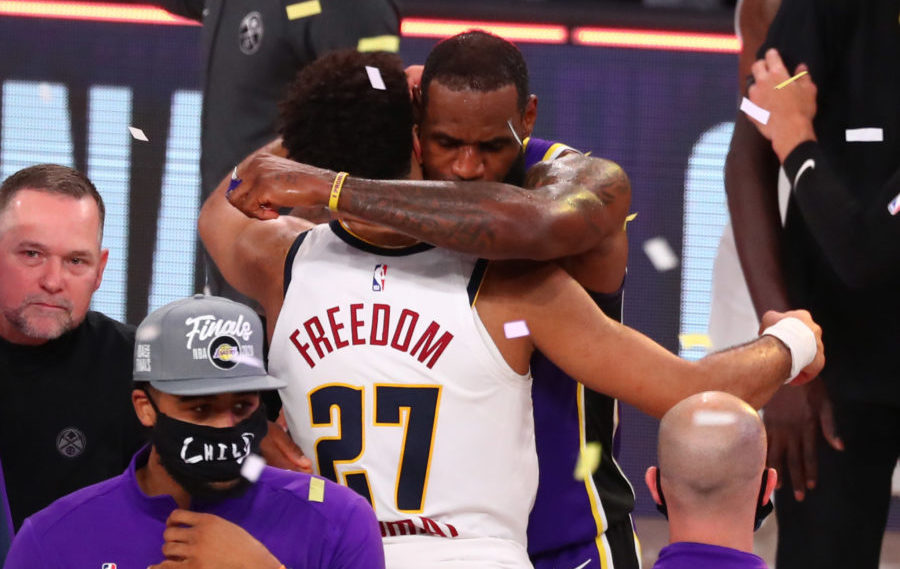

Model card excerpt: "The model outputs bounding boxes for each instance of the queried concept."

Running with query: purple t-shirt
[0,456,13,566]
[4,447,384,569]
[653,542,769,569]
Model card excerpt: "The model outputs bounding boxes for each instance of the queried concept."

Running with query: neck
[136,446,192,509]
[666,508,755,553]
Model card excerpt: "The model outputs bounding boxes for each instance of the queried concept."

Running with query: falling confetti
[503,320,530,339]
[740,97,770,125]
[240,453,266,483]
[574,442,602,481]
[128,126,149,142]
[365,66,386,90]
[643,237,679,272]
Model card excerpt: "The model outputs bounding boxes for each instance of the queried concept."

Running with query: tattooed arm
[228,147,631,274]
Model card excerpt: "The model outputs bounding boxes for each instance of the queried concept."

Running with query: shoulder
[19,473,128,541]
[82,311,136,347]
[257,468,375,522]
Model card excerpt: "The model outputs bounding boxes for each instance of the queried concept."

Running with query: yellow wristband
[328,171,349,212]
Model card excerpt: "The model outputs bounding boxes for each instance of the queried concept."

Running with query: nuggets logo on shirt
[372,264,387,291]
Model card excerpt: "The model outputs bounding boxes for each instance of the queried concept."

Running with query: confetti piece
[679,333,712,350]
[357,35,400,53]
[365,66,386,90]
[774,70,808,90]
[623,212,638,231]
[507,120,523,147]
[240,453,266,482]
[38,82,52,102]
[888,192,900,216]
[308,477,325,502]
[740,97,770,125]
[574,442,602,481]
[128,126,149,142]
[285,0,321,20]
[643,237,679,272]
[504,320,530,339]
[584,151,593,157]
[692,410,738,426]
[226,167,242,197]
[845,128,883,142]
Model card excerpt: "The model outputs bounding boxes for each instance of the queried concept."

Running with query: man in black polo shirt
[726,1,900,567]
[0,165,144,535]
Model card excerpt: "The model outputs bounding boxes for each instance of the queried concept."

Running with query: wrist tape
[761,317,817,384]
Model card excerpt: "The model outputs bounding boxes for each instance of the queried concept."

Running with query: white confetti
[845,128,883,142]
[643,237,679,272]
[128,126,149,142]
[740,97,770,125]
[507,120,523,147]
[240,453,266,482]
[693,410,738,426]
[503,320,530,339]
[365,66,386,90]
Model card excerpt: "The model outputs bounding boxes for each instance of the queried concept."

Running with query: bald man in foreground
[645,392,776,568]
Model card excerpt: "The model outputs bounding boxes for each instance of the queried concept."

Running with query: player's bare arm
[475,260,824,419]
[198,146,314,332]
[226,148,630,265]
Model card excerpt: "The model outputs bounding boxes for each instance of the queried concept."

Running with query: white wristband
[761,317,817,384]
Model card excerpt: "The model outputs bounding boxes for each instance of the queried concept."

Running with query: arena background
[1,0,896,525]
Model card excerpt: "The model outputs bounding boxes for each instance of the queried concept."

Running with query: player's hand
[147,510,282,569]
[405,64,424,99]
[748,49,818,161]
[260,420,313,473]
[227,153,332,220]
[763,381,843,502]
[759,309,825,384]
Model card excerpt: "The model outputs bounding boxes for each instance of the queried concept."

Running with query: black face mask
[655,468,774,532]
[148,400,268,501]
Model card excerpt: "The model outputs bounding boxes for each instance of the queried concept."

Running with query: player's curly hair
[420,30,530,112]
[279,50,413,179]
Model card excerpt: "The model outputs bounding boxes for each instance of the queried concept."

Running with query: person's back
[646,391,776,569]
[271,222,539,565]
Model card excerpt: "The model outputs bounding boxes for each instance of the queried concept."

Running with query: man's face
[0,189,107,345]
[417,81,537,183]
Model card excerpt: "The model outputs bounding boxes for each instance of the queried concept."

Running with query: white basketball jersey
[269,222,538,566]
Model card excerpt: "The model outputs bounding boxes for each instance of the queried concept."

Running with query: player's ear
[132,388,157,428]
[522,94,538,139]
[645,466,662,505]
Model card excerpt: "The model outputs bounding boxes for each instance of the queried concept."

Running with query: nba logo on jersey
[101,564,117,569]
[372,264,388,291]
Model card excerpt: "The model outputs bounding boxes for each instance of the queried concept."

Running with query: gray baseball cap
[133,294,287,395]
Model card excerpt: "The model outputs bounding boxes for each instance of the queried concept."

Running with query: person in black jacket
[726,1,900,567]
[0,164,144,536]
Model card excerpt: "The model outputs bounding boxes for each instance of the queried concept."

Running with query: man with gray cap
[645,391,776,569]
[4,294,384,569]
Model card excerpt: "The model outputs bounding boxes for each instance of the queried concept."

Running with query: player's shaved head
[657,391,766,512]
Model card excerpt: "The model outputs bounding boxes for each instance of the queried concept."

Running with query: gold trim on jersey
[470,261,490,307]
[307,382,371,506]
[373,383,444,514]
[576,383,613,569]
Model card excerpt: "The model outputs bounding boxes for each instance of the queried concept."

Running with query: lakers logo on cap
[208,336,241,370]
